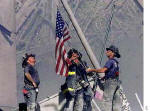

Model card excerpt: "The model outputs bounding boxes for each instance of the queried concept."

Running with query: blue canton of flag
[56,11,65,38]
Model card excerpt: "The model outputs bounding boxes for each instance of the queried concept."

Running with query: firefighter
[61,49,93,111]
[87,45,121,110]
[22,53,40,111]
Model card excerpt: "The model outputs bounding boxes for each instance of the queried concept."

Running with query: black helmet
[67,48,82,60]
[22,53,35,68]
[106,45,121,58]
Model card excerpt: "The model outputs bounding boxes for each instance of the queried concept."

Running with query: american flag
[55,10,71,76]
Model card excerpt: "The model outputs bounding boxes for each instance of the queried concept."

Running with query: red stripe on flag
[64,36,71,41]
[63,31,69,37]
[65,67,69,76]
[60,64,65,75]
[63,27,67,33]
[56,39,68,73]
[56,36,71,74]
[60,51,66,75]
[55,38,60,58]
[56,49,62,73]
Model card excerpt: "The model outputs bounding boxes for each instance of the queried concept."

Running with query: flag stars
[56,10,66,38]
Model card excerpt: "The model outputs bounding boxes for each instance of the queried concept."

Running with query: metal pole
[61,0,101,70]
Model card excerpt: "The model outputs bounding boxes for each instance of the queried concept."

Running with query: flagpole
[61,0,102,71]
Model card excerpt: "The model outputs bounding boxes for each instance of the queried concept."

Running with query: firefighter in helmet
[61,48,93,111]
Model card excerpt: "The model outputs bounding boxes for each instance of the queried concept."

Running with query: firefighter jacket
[62,62,90,98]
